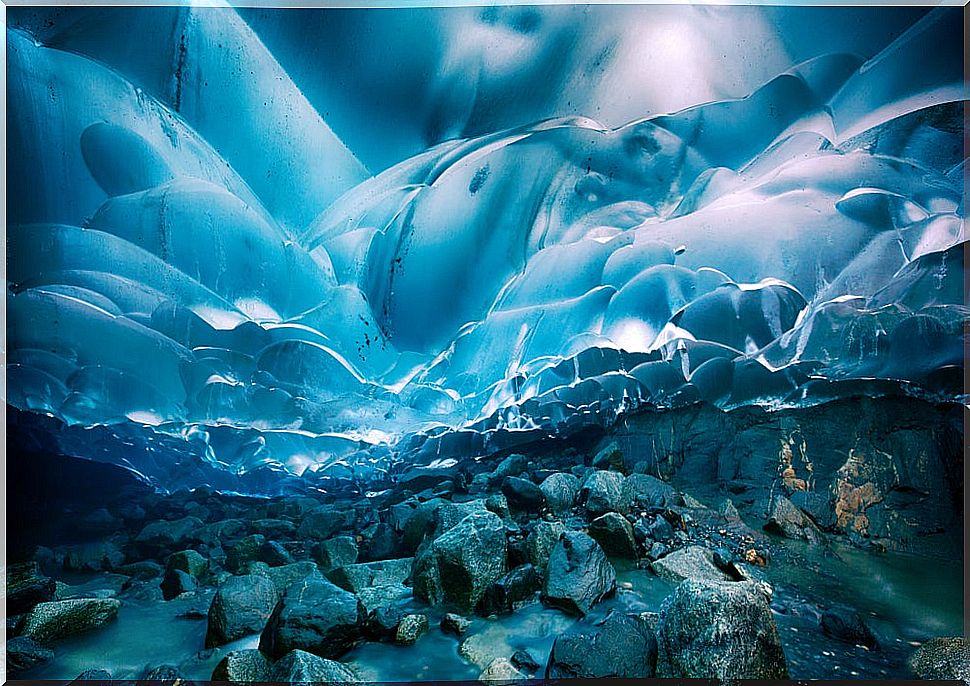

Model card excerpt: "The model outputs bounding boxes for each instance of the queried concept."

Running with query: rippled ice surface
[6,5,966,493]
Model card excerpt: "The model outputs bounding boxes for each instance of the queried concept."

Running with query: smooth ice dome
[6,5,966,493]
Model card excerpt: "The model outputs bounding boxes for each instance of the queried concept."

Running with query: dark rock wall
[607,397,964,557]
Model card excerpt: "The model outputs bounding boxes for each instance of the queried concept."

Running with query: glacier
[6,5,967,495]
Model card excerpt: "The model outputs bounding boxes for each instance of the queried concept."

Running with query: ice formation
[6,6,966,493]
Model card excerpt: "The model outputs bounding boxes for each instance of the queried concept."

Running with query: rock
[63,541,126,572]
[313,536,359,570]
[358,583,411,639]
[650,546,734,584]
[73,668,112,680]
[211,649,272,682]
[18,598,121,642]
[360,523,397,561]
[441,612,472,636]
[588,512,638,558]
[622,474,677,510]
[478,564,540,615]
[166,549,208,578]
[592,441,625,472]
[328,558,412,593]
[790,491,836,529]
[648,515,674,541]
[135,516,204,553]
[479,657,527,684]
[8,561,56,615]
[909,637,970,682]
[252,518,297,539]
[251,561,322,595]
[205,574,279,648]
[77,508,119,535]
[546,610,657,678]
[143,664,181,680]
[398,498,447,552]
[297,506,349,540]
[259,577,364,660]
[485,493,511,519]
[258,540,294,566]
[646,542,669,561]
[118,560,164,580]
[7,635,54,674]
[224,534,266,573]
[542,531,616,616]
[160,567,197,600]
[656,580,788,679]
[525,521,565,570]
[395,613,429,645]
[412,510,507,613]
[765,494,823,543]
[488,454,528,486]
[501,477,546,513]
[268,649,359,683]
[510,649,541,674]
[539,473,580,514]
[581,471,627,517]
[820,605,879,649]
[718,498,741,520]
[432,500,489,538]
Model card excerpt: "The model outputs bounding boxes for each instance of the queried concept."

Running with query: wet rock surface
[4,396,963,682]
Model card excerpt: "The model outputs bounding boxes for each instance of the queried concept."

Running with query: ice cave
[5,3,967,682]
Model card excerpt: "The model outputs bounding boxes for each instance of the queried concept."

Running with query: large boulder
[62,541,125,572]
[268,649,359,683]
[478,564,540,615]
[328,558,411,593]
[546,611,657,678]
[542,531,615,616]
[205,574,279,648]
[909,637,970,683]
[580,471,627,517]
[820,605,879,649]
[588,512,638,558]
[412,510,507,613]
[650,546,735,584]
[313,536,359,570]
[656,580,788,679]
[212,649,272,682]
[297,506,350,540]
[166,549,208,578]
[7,636,55,674]
[135,516,204,553]
[259,577,364,660]
[8,561,56,615]
[501,477,546,513]
[17,598,120,642]
[250,561,322,595]
[539,473,580,514]
[622,474,678,510]
[765,494,823,544]
[479,657,527,684]
[160,567,197,600]
[525,521,565,571]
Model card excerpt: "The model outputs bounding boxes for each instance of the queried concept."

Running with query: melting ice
[6,5,967,493]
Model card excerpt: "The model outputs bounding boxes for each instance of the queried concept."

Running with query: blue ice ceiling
[6,5,967,492]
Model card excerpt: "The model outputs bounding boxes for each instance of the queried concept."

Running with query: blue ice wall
[6,5,966,492]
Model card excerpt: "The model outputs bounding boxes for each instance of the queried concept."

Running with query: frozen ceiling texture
[6,5,966,493]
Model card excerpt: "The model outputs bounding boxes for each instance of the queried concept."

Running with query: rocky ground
[6,398,967,684]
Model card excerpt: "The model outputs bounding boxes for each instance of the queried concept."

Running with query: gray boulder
[501,477,546,513]
[412,510,507,613]
[166,549,208,578]
[18,598,120,642]
[269,649,359,683]
[765,494,823,543]
[328,558,412,593]
[135,516,204,552]
[212,649,272,682]
[588,512,638,558]
[546,611,657,678]
[820,605,878,649]
[259,577,364,660]
[7,636,54,674]
[205,574,279,648]
[539,473,580,514]
[542,531,615,616]
[479,657,527,684]
[395,613,429,645]
[8,561,56,615]
[581,471,627,517]
[525,521,565,570]
[656,580,788,679]
[909,637,970,683]
[313,536,359,570]
[622,474,678,510]
[650,545,735,584]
